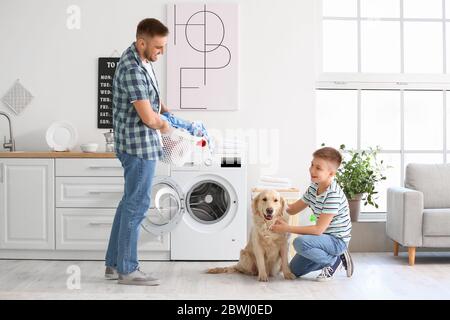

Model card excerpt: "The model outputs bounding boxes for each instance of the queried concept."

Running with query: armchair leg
[408,247,416,266]
[393,241,399,257]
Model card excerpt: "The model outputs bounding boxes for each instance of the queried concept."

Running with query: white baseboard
[0,250,170,260]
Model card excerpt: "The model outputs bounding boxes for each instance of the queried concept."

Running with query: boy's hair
[136,18,169,38]
[313,147,342,170]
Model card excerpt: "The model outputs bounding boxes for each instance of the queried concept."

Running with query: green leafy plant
[323,144,389,209]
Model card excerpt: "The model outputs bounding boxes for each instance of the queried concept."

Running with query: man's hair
[136,18,169,38]
[313,147,342,170]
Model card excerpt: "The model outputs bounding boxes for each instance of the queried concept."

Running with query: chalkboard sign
[98,57,120,129]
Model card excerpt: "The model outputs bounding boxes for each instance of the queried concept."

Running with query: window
[321,0,450,74]
[317,0,450,219]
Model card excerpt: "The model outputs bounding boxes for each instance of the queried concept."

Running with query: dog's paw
[258,273,269,282]
[283,271,297,280]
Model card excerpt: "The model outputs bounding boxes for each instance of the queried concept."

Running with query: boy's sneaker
[118,268,161,286]
[104,266,119,280]
[340,250,354,277]
[316,257,342,282]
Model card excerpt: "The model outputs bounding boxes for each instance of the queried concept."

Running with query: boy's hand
[270,218,290,233]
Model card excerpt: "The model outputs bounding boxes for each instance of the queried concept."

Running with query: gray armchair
[387,163,450,265]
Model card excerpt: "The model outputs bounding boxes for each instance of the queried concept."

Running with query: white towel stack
[215,138,245,155]
[256,175,292,190]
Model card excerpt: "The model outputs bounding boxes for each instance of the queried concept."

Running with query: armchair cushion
[423,208,450,236]
[405,163,450,208]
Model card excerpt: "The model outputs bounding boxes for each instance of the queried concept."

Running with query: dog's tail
[206,265,238,274]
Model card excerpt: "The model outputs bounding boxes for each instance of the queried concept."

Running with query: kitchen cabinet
[0,154,170,259]
[54,158,169,252]
[0,159,55,249]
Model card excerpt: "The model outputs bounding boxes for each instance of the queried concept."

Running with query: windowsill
[357,212,387,223]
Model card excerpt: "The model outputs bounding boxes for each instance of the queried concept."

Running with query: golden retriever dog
[207,190,296,281]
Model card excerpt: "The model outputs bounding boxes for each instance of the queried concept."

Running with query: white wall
[0,0,317,197]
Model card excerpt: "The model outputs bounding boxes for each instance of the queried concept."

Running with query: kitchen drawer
[56,159,123,177]
[55,158,171,177]
[55,208,169,251]
[56,177,123,208]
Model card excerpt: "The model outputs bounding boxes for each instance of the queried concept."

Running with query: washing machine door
[141,176,185,236]
[186,179,233,224]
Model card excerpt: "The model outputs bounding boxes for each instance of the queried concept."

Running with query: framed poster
[167,3,239,110]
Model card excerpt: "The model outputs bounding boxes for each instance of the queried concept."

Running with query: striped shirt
[302,179,352,243]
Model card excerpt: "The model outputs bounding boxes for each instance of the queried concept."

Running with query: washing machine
[141,155,247,260]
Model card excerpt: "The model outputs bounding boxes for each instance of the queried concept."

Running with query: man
[104,18,171,286]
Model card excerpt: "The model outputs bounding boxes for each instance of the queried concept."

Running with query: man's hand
[160,120,171,134]
[270,218,290,233]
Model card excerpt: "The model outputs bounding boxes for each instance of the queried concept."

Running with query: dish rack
[159,128,210,166]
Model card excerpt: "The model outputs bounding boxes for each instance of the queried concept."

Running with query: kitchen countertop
[0,151,117,158]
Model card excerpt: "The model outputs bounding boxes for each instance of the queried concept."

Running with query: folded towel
[256,175,293,191]
[257,184,291,189]
[221,143,245,150]
[221,148,243,154]
[218,144,243,151]
[255,184,293,190]
[259,175,291,185]
[256,181,292,188]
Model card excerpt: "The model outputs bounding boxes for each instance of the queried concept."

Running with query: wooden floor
[1,252,450,300]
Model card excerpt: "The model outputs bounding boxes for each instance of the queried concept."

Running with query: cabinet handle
[0,163,3,183]
[89,222,113,226]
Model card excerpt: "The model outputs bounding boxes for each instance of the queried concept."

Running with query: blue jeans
[289,234,348,277]
[105,152,156,275]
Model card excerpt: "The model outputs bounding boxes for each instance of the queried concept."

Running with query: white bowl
[80,143,98,153]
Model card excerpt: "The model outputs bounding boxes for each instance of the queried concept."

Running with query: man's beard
[144,48,155,62]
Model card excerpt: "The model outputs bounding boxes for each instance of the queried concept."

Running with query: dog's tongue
[265,215,273,220]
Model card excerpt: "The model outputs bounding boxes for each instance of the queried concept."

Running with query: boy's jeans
[105,152,156,275]
[289,234,348,277]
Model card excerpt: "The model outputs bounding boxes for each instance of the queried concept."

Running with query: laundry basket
[159,128,209,167]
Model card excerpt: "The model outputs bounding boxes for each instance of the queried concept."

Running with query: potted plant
[333,144,388,222]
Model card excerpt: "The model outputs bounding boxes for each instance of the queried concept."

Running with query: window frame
[317,0,450,85]
[315,0,450,220]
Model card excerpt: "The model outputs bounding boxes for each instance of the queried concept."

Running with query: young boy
[270,147,353,281]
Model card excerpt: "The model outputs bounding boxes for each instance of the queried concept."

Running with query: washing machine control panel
[220,156,241,167]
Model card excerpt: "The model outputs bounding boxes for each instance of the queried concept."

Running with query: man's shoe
[340,250,354,277]
[316,257,342,282]
[117,268,161,286]
[104,266,119,280]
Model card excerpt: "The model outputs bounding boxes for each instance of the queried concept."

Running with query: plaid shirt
[112,42,163,160]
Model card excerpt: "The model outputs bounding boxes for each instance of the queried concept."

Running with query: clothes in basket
[160,112,212,147]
